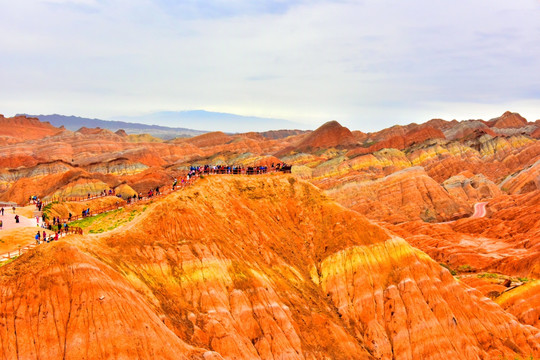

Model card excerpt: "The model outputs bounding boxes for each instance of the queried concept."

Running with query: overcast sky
[1,0,539,132]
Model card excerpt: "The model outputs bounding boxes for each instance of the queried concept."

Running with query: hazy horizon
[1,0,539,132]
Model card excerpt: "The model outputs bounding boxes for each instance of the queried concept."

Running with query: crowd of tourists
[188,162,290,176]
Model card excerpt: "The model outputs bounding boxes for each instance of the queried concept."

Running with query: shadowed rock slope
[18,175,532,360]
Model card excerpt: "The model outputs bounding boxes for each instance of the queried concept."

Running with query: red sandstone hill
[2,176,535,359]
[292,120,357,151]
[348,126,446,157]
[1,111,540,359]
[0,114,62,143]
[488,111,528,129]
[389,190,540,278]
[0,243,212,359]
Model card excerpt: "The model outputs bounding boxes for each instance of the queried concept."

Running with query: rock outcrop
[0,243,211,359]
[291,121,357,151]
[326,167,470,223]
[488,111,528,129]
[57,176,540,359]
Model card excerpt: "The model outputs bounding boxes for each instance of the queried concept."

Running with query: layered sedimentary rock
[496,280,540,328]
[0,115,61,143]
[286,120,357,153]
[48,176,539,359]
[326,167,470,223]
[499,159,540,194]
[390,190,540,278]
[0,243,212,359]
[488,111,528,129]
[443,173,502,202]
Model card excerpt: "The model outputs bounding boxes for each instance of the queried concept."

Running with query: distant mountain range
[20,114,206,140]
[113,110,306,133]
[22,110,307,139]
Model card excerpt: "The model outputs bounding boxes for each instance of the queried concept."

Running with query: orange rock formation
[3,176,534,359]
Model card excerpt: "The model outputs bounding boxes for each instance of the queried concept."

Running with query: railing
[0,227,82,262]
[30,193,116,207]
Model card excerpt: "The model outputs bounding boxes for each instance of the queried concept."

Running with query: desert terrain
[0,112,539,359]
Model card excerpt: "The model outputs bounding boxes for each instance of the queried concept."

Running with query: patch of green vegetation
[517,277,531,283]
[440,263,457,276]
[69,209,121,229]
[477,273,499,279]
[457,264,473,273]
[0,256,18,267]
[71,207,143,234]
[41,201,59,220]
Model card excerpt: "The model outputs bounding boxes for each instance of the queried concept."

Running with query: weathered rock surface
[390,190,540,278]
[0,115,61,143]
[488,111,528,129]
[496,280,540,329]
[0,242,211,359]
[326,167,470,223]
[60,176,538,360]
[288,120,357,152]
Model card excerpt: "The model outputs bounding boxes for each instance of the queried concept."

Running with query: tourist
[54,232,59,241]
[15,214,19,223]
[1,207,4,216]
[35,231,40,244]
[0,219,2,230]
[42,231,46,240]
[12,206,16,213]
[68,212,72,221]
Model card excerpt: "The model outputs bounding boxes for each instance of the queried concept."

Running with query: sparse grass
[0,256,18,267]
[456,264,474,273]
[477,273,499,279]
[440,263,457,276]
[70,207,142,234]
[517,277,531,283]
[41,201,59,220]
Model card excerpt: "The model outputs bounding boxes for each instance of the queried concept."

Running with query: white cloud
[0,0,539,131]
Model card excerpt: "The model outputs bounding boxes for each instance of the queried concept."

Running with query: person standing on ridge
[1,207,4,216]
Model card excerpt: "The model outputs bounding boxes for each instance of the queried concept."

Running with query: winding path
[470,201,488,219]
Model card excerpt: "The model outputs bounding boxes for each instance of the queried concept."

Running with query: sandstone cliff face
[488,111,528,129]
[443,173,502,202]
[52,176,538,360]
[326,167,470,223]
[0,243,213,360]
[390,190,540,278]
[290,121,357,152]
[496,280,540,329]
[0,115,61,143]
[499,159,540,194]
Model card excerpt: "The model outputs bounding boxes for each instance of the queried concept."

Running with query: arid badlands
[0,112,539,360]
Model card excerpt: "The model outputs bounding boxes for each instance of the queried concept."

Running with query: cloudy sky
[1,0,539,132]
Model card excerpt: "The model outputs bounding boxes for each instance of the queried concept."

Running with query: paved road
[0,211,38,230]
[470,201,488,218]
